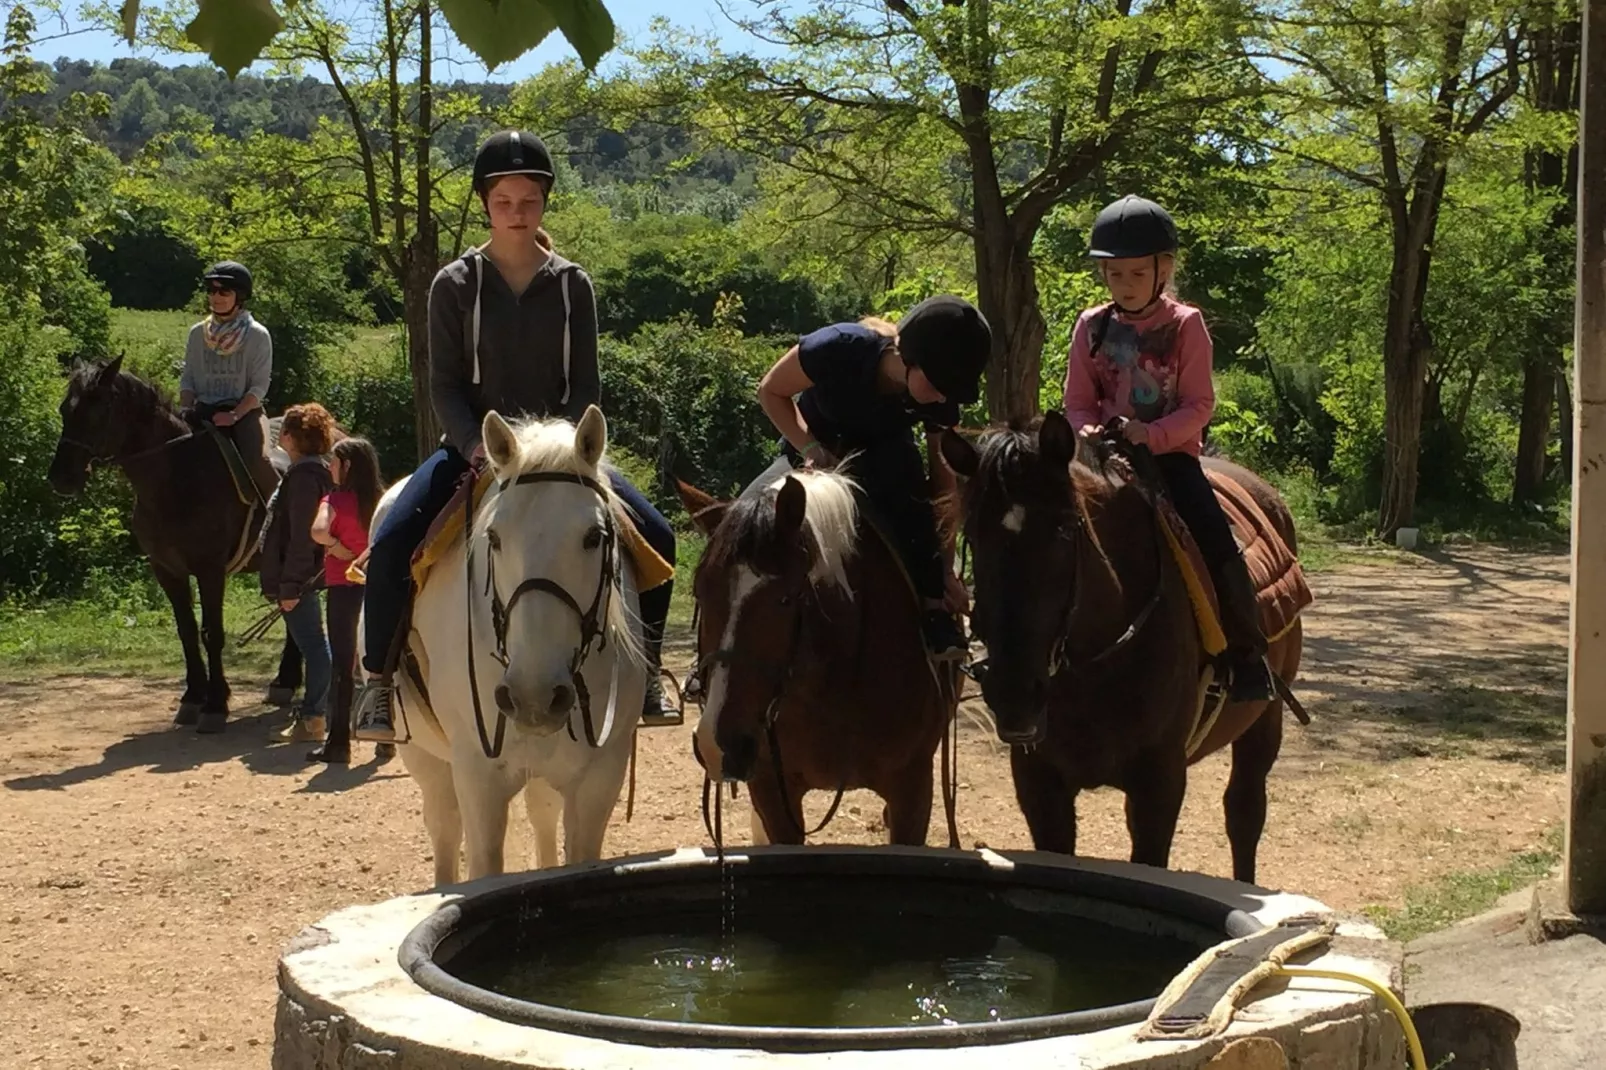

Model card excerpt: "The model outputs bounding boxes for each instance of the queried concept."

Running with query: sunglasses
[206,284,235,295]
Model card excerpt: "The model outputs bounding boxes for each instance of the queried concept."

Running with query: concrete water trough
[274,845,1407,1069]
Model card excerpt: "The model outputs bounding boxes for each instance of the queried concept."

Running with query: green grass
[0,575,288,681]
[1361,826,1564,943]
[109,308,194,390]
[0,539,707,681]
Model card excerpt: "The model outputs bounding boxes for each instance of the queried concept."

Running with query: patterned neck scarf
[203,310,254,356]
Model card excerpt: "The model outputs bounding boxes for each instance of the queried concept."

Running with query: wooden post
[1566,0,1606,917]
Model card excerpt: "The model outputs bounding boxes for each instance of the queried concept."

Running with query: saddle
[1154,469,1313,659]
[408,465,675,595]
[199,421,279,508]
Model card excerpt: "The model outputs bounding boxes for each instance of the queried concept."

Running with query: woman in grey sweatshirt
[180,260,278,502]
[351,130,680,741]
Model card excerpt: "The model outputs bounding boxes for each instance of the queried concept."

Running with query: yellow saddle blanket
[409,467,676,595]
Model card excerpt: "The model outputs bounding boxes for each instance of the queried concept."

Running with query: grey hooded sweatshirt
[428,247,600,458]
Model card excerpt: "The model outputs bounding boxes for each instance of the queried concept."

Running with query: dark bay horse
[48,356,297,733]
[940,413,1304,883]
[677,467,958,846]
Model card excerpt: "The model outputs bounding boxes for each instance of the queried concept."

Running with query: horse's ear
[677,479,728,536]
[574,404,607,470]
[775,474,807,537]
[939,428,979,480]
[1040,410,1076,469]
[100,353,124,381]
[482,410,520,474]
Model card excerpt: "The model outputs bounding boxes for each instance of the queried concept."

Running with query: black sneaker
[352,680,396,742]
[640,671,684,728]
[1229,656,1274,703]
[921,611,967,663]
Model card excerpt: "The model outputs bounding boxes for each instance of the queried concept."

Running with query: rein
[464,469,622,760]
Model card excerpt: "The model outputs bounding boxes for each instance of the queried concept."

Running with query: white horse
[363,405,647,885]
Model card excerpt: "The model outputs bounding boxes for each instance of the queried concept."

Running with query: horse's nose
[722,734,757,782]
[550,684,574,715]
[494,683,516,714]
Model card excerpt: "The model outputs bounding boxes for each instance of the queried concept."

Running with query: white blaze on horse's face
[1002,504,1027,533]
[694,566,764,777]
[488,479,611,734]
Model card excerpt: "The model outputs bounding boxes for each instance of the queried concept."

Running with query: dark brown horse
[677,466,958,846]
[47,356,297,733]
[939,413,1304,883]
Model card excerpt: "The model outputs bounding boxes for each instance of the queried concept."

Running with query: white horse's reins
[463,469,623,759]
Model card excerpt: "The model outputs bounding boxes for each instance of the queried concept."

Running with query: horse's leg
[747,771,806,846]
[1224,701,1284,884]
[561,744,632,865]
[1123,749,1187,869]
[403,745,462,887]
[882,757,934,847]
[194,565,230,733]
[151,565,206,725]
[1009,748,1077,854]
[523,780,563,869]
[748,804,771,846]
[455,764,518,880]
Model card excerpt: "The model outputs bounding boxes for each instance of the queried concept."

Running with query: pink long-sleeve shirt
[1061,296,1215,457]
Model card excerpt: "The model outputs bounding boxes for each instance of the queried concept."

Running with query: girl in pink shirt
[1061,195,1271,702]
[308,436,385,764]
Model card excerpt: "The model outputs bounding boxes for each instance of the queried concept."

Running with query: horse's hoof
[196,712,228,735]
[374,743,396,762]
[174,703,202,726]
[265,685,296,706]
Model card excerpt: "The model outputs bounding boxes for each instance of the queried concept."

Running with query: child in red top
[308,436,385,763]
[1061,195,1272,702]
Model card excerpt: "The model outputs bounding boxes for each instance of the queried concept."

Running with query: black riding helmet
[897,295,992,405]
[1088,195,1178,259]
[1088,195,1177,315]
[202,261,252,302]
[472,129,556,199]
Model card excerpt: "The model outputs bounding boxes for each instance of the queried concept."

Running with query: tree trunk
[407,0,439,463]
[1513,352,1557,503]
[1558,365,1574,483]
[1513,18,1581,503]
[975,232,1046,424]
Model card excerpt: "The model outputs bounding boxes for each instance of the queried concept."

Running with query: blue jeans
[360,447,676,675]
[362,447,470,675]
[282,592,332,718]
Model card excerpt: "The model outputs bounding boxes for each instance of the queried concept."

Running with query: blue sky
[27,0,775,82]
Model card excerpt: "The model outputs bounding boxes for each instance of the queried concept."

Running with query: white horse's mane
[767,466,859,592]
[478,415,645,666]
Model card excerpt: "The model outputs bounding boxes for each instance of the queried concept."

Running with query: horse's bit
[464,470,621,760]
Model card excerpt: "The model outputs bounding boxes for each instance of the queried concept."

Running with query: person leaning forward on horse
[180,260,278,503]
[1062,194,1273,703]
[350,129,681,742]
[755,296,991,662]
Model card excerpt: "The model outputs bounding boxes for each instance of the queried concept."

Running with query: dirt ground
[0,546,1570,1068]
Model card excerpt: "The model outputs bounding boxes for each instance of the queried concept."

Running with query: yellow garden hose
[1273,966,1428,1070]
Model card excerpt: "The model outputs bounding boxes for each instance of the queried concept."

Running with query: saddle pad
[408,467,675,595]
[1158,471,1313,655]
